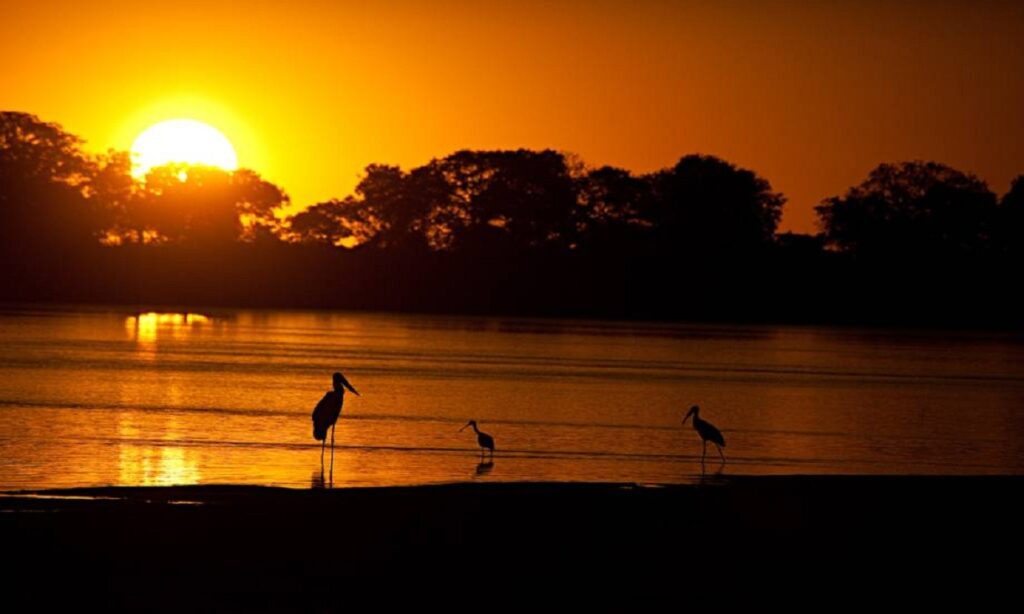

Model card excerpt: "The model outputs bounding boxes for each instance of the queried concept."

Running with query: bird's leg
[320,437,325,467]
[331,423,335,456]
[717,444,725,463]
[702,440,707,464]
[330,423,336,481]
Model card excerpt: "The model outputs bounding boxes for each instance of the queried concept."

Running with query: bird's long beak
[459,423,469,432]
[682,414,692,424]
[338,373,359,396]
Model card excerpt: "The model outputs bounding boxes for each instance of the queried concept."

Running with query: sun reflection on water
[124,312,211,355]
[1,308,1021,491]
[117,414,200,486]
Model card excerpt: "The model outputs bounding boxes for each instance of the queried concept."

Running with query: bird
[460,420,495,458]
[312,371,359,468]
[682,404,726,463]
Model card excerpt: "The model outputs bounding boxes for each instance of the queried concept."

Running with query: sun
[130,119,239,178]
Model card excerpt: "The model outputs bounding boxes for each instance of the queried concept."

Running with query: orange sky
[3,0,1022,232]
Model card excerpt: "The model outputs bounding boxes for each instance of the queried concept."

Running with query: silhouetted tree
[428,149,580,252]
[288,164,451,250]
[289,150,581,254]
[0,112,90,183]
[0,112,104,251]
[646,155,784,257]
[88,150,141,244]
[125,164,289,245]
[231,168,290,241]
[5,109,1021,325]
[816,161,998,261]
[282,150,785,266]
[997,175,1024,260]
[348,163,447,250]
[573,165,653,252]
[287,198,360,246]
[775,231,825,255]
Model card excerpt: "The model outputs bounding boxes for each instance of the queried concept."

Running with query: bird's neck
[471,423,480,434]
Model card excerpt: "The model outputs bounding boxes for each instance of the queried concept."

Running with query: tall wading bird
[682,405,726,463]
[460,420,495,458]
[312,372,360,466]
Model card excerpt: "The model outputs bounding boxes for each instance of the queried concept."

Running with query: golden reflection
[117,445,201,486]
[118,414,199,486]
[125,312,211,354]
[157,447,200,485]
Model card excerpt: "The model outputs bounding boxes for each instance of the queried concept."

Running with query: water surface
[1,306,1022,490]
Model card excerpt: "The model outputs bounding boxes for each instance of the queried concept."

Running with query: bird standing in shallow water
[460,420,495,458]
[682,404,726,463]
[312,372,359,469]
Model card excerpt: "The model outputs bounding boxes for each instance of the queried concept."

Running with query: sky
[2,0,1022,232]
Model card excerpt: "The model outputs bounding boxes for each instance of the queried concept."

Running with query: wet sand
[2,477,1022,609]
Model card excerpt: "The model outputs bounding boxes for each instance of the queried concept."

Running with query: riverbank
[2,477,1022,608]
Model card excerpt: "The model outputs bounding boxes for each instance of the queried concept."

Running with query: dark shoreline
[3,477,1022,608]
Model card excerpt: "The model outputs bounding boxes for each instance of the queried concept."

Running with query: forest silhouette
[2,111,1021,326]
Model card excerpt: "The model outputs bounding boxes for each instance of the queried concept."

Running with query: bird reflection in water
[699,457,726,481]
[474,459,494,478]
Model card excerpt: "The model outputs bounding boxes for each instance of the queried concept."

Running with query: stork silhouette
[682,404,726,464]
[312,372,359,474]
[460,420,495,458]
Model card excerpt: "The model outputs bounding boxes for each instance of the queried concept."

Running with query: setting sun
[131,119,238,177]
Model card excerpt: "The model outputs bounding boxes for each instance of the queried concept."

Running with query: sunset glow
[3,0,1023,604]
[3,1,1022,230]
[130,119,238,177]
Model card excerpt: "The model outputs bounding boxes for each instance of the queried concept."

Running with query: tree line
[2,111,1021,325]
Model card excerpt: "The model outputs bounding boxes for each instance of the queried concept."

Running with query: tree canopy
[0,111,102,251]
[118,165,288,245]
[997,175,1024,259]
[815,161,998,261]
[1,112,289,250]
[286,150,784,260]
[2,110,1022,326]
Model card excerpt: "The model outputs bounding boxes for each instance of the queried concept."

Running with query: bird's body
[312,390,344,441]
[693,414,725,449]
[312,372,359,468]
[683,405,726,463]
[476,430,495,453]
[460,420,495,457]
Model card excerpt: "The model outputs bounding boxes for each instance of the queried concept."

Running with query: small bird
[682,404,726,463]
[312,372,359,466]
[460,420,495,457]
